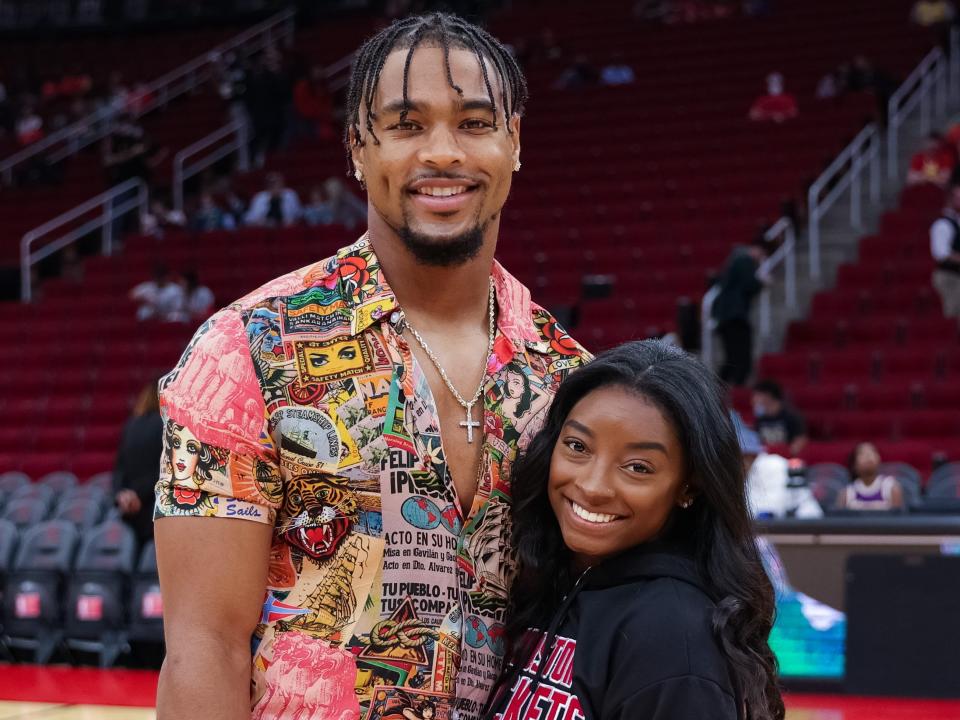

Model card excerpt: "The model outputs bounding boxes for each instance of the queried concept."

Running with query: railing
[172,120,248,212]
[0,7,295,186]
[757,218,797,346]
[887,44,950,182]
[806,122,881,282]
[701,217,797,370]
[21,178,149,302]
[171,44,355,210]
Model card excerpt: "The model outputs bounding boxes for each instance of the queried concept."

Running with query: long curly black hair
[506,340,785,720]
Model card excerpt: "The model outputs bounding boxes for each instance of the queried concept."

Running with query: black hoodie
[485,543,742,720]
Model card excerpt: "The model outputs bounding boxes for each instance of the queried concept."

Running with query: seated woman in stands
[836,442,905,511]
[485,340,784,720]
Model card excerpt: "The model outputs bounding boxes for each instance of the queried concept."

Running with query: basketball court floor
[0,666,958,719]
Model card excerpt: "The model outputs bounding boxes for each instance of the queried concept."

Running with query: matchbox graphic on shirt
[494,633,584,720]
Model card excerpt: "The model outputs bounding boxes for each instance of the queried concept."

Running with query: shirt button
[390,311,402,324]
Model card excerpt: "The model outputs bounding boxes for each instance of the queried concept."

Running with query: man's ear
[348,125,364,178]
[509,113,521,163]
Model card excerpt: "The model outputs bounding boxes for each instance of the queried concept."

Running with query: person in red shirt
[293,64,335,141]
[907,132,957,187]
[749,72,798,123]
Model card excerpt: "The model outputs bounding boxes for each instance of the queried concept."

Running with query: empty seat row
[0,519,161,666]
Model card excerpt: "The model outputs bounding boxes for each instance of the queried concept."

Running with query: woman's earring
[680,498,693,509]
[513,158,521,172]
[354,168,364,184]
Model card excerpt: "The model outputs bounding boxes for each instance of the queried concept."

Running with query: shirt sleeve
[603,675,739,720]
[931,218,955,261]
[154,308,282,525]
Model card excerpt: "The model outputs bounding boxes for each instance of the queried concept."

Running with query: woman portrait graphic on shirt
[485,340,784,720]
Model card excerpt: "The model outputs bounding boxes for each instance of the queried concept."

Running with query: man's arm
[156,516,273,720]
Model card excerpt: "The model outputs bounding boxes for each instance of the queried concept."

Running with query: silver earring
[354,169,364,183]
[681,498,693,509]
[513,159,521,172]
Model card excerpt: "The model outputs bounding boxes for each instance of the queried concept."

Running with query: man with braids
[154,12,589,720]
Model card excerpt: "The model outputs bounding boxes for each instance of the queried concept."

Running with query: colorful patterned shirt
[154,236,590,720]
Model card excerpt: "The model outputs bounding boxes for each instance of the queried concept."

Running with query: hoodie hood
[583,541,709,595]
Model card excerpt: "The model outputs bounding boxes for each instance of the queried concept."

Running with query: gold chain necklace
[401,278,496,444]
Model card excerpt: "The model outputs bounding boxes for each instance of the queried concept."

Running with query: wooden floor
[1,666,959,719]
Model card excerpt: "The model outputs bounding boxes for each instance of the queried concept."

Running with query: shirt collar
[335,235,541,349]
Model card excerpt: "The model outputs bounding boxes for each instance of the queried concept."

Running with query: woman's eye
[564,439,586,453]
[391,121,419,131]
[626,463,651,474]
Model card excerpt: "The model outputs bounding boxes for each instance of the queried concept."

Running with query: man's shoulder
[526,302,593,364]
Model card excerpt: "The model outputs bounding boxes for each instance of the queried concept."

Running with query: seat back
[10,484,55,513]
[129,541,163,642]
[0,472,30,495]
[4,521,80,634]
[53,496,106,530]
[14,520,80,574]
[76,521,137,575]
[0,519,18,576]
[927,463,960,499]
[38,472,79,494]
[0,498,50,530]
[85,472,114,493]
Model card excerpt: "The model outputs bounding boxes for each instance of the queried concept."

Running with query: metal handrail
[20,178,149,302]
[0,7,295,185]
[757,218,797,345]
[701,217,796,370]
[887,44,950,181]
[172,119,248,212]
[171,44,356,211]
[807,122,881,282]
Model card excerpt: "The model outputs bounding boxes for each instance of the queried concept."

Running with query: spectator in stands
[321,177,367,230]
[129,265,186,322]
[244,51,293,167]
[846,55,896,125]
[102,112,156,187]
[192,191,237,231]
[302,185,333,226]
[930,182,960,320]
[106,71,130,116]
[14,101,43,145]
[910,0,956,27]
[711,238,770,385]
[600,55,635,86]
[142,196,187,238]
[244,172,302,227]
[748,72,798,123]
[907,132,957,187]
[293,64,335,141]
[215,52,251,170]
[113,381,164,544]
[554,55,599,89]
[182,270,215,320]
[733,412,823,519]
[835,442,905,511]
[751,380,808,455]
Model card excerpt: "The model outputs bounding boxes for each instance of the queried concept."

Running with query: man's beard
[397,224,486,267]
[397,211,490,267]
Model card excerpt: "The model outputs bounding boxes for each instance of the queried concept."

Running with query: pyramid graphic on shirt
[359,596,431,666]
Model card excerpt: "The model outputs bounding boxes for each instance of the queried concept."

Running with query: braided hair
[344,12,528,164]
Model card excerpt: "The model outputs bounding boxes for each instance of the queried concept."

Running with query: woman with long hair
[485,340,784,720]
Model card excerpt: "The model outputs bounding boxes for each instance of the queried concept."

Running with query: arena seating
[0,15,378,268]
[731,183,960,474]
[0,0,940,480]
